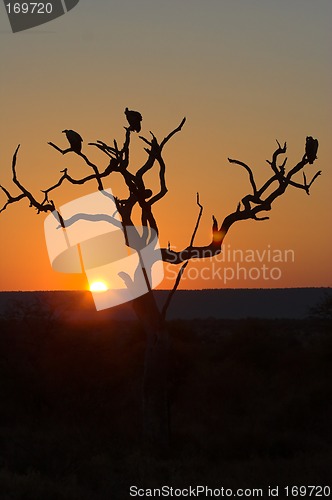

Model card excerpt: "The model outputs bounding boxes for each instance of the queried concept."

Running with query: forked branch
[161,139,321,265]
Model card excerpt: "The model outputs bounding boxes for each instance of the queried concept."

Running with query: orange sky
[0,1,331,291]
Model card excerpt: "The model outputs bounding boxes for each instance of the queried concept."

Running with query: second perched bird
[305,136,318,164]
[62,129,83,154]
[125,108,142,132]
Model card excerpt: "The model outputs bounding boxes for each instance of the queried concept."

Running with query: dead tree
[0,111,321,453]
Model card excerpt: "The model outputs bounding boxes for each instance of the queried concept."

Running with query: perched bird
[125,108,142,132]
[305,136,318,164]
[62,129,83,154]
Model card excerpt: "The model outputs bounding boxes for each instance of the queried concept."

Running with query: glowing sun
[89,281,108,292]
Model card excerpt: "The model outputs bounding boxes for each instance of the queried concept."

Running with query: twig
[189,193,203,247]
[161,261,188,320]
[162,193,203,319]
[228,158,257,194]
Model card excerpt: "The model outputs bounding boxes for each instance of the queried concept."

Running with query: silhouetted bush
[309,291,332,320]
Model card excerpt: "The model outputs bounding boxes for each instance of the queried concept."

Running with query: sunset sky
[0,0,331,291]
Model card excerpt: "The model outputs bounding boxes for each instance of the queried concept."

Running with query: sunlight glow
[89,281,109,292]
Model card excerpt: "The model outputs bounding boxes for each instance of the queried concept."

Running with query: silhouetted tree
[0,110,321,453]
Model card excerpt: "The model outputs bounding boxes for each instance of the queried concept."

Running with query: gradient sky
[0,0,331,291]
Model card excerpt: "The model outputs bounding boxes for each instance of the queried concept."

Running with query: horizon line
[0,286,330,293]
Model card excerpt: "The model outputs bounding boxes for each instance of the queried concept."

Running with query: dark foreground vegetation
[0,307,331,499]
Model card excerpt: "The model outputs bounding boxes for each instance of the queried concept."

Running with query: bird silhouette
[125,108,142,133]
[62,129,83,154]
[305,136,318,164]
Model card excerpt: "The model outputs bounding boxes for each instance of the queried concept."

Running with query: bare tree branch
[87,141,115,159]
[10,146,55,214]
[48,142,66,154]
[266,140,287,175]
[0,185,25,213]
[161,261,188,320]
[162,192,204,318]
[148,155,167,206]
[48,140,104,191]
[137,118,186,178]
[160,117,186,149]
[189,192,203,247]
[161,139,321,265]
[228,158,257,195]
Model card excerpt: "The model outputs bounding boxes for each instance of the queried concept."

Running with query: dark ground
[0,303,331,499]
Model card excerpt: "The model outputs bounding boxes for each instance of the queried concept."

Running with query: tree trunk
[132,291,170,455]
